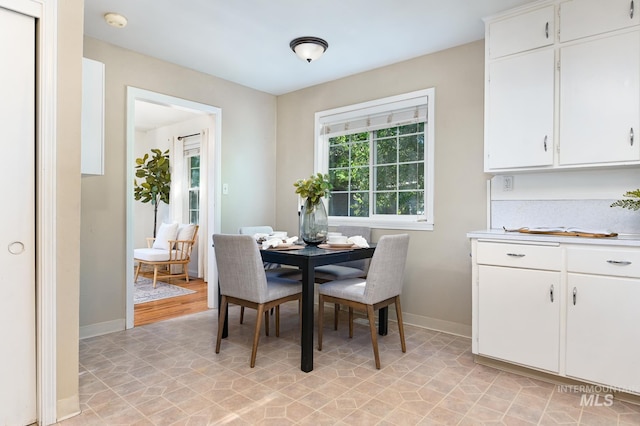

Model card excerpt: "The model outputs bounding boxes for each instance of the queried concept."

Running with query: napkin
[261,238,282,249]
[285,236,298,244]
[347,236,369,248]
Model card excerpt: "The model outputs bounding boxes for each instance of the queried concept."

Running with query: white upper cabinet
[488,5,555,58]
[81,57,105,176]
[559,0,639,42]
[559,30,640,165]
[486,49,555,170]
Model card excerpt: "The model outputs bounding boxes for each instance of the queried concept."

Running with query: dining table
[218,242,379,373]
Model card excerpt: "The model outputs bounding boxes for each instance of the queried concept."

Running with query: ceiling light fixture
[104,12,128,28]
[289,37,329,63]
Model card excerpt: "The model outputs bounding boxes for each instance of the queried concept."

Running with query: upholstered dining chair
[213,234,302,368]
[237,225,299,324]
[317,233,410,369]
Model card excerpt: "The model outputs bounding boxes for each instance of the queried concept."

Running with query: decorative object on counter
[611,189,640,211]
[294,173,331,245]
[134,148,171,237]
[503,226,617,238]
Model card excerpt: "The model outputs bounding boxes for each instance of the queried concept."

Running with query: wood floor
[134,272,209,327]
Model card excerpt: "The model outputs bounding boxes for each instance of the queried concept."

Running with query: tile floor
[59,305,640,425]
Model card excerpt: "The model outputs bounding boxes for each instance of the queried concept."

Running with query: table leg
[300,261,314,372]
[217,281,228,339]
[378,306,388,335]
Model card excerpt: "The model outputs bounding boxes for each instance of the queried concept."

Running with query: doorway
[126,88,221,329]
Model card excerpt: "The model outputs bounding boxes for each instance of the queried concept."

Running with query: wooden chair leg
[349,307,354,338]
[334,303,340,330]
[395,296,407,353]
[152,265,159,288]
[134,262,142,283]
[240,307,244,324]
[317,294,324,351]
[216,296,228,354]
[366,304,381,369]
[264,310,270,337]
[251,304,265,368]
[275,305,280,337]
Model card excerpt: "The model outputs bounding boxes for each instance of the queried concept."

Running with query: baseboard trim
[79,319,125,339]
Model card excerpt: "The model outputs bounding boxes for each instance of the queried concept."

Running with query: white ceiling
[134,100,206,132]
[84,0,537,96]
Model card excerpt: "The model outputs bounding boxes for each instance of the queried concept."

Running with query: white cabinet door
[486,49,555,170]
[489,5,555,59]
[560,0,639,42]
[478,265,560,373]
[0,7,36,425]
[566,273,640,392]
[559,31,640,165]
[81,57,105,175]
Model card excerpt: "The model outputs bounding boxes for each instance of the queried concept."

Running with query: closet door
[0,6,36,425]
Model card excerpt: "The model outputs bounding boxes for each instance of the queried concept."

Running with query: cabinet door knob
[549,284,554,303]
[545,22,549,39]
[572,287,577,305]
[543,135,548,152]
[630,128,634,146]
[631,0,635,19]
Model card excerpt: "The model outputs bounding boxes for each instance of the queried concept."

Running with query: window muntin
[187,154,200,225]
[316,89,434,230]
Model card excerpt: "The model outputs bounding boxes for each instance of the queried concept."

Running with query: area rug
[134,277,196,304]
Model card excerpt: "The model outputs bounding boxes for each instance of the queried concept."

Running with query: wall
[57,0,83,418]
[81,37,278,333]
[276,40,488,336]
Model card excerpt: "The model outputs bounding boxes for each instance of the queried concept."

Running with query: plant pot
[300,199,328,245]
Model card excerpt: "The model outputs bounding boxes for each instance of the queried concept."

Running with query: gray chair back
[238,226,274,236]
[337,225,371,271]
[363,234,410,304]
[213,234,269,303]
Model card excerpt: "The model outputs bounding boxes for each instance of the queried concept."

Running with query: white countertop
[467,229,640,247]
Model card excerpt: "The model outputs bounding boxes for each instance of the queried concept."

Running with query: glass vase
[300,199,328,245]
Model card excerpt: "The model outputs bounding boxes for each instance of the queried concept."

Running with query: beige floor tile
[57,307,638,426]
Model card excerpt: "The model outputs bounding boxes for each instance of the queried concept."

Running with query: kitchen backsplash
[491,200,640,235]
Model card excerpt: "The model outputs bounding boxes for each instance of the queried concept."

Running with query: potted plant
[611,189,640,211]
[134,149,171,237]
[294,173,332,245]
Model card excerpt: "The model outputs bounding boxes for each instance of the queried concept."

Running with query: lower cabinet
[478,265,560,372]
[472,238,640,395]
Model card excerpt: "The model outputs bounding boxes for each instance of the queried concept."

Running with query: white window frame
[314,88,435,231]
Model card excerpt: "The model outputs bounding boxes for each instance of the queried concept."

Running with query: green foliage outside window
[328,123,425,217]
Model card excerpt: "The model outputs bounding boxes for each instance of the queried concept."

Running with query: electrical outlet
[503,176,514,191]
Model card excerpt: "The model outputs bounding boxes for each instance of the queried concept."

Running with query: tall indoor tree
[134,149,171,237]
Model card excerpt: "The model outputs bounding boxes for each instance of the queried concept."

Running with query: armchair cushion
[177,223,197,242]
[152,222,179,250]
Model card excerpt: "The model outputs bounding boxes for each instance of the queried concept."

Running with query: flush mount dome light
[104,12,128,28]
[290,37,329,63]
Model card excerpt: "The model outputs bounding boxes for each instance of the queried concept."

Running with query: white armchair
[134,223,199,288]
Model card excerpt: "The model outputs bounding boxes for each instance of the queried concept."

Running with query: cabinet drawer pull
[506,253,525,257]
[543,135,548,152]
[607,259,632,266]
[632,0,635,19]
[549,284,554,303]
[545,22,549,38]
[573,287,577,305]
[630,128,634,146]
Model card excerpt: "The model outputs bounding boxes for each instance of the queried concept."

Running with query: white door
[486,49,555,170]
[0,6,37,425]
[478,265,560,373]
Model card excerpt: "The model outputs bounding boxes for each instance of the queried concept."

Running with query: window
[315,89,434,230]
[187,154,200,225]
